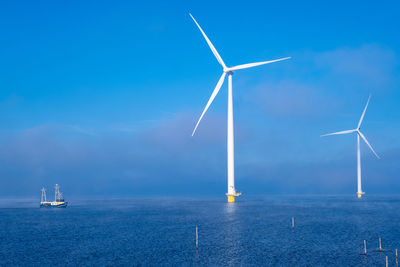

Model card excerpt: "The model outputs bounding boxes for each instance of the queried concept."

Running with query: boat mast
[55,184,58,202]
[41,188,46,202]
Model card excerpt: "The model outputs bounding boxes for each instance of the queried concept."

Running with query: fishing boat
[40,184,68,208]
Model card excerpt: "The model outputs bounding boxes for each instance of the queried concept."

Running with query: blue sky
[0,0,399,197]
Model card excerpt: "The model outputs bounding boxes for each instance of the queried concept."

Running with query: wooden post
[196,226,198,250]
[292,217,294,230]
[386,256,388,267]
[396,248,398,266]
[364,240,367,255]
[380,238,382,252]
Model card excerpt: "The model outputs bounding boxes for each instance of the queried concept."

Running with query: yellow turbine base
[227,195,235,203]
[357,193,363,198]
[226,192,241,203]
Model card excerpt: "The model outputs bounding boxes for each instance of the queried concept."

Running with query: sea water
[0,195,399,266]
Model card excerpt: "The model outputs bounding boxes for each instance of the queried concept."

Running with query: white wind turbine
[321,95,380,198]
[189,13,290,202]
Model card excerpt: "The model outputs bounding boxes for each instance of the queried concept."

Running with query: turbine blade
[320,129,356,137]
[357,95,371,129]
[192,72,226,136]
[189,13,226,68]
[229,57,291,71]
[358,131,380,159]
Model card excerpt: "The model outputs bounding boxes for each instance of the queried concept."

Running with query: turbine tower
[189,14,290,202]
[321,95,380,198]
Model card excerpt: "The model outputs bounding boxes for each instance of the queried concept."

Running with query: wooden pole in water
[386,256,388,267]
[292,217,294,230]
[380,238,382,252]
[196,226,198,250]
[364,240,367,255]
[396,248,398,266]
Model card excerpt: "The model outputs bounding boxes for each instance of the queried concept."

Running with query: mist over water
[1,195,399,266]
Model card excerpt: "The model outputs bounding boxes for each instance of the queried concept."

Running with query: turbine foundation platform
[357,192,365,198]
[226,192,242,203]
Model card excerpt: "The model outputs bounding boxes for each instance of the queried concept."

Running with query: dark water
[1,196,399,266]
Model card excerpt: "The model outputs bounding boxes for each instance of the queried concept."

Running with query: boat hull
[40,202,68,208]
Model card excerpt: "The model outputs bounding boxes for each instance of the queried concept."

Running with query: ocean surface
[1,195,400,266]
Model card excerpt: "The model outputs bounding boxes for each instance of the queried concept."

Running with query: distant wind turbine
[321,95,380,198]
[189,13,291,203]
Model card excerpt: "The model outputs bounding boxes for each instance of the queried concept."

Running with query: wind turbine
[321,95,380,198]
[189,13,290,203]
